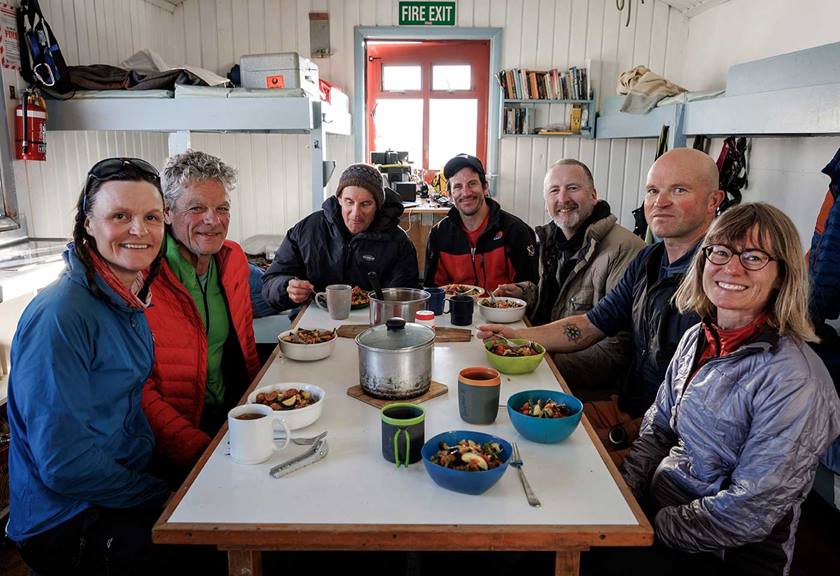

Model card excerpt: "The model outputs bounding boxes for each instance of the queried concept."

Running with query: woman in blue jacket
[6,158,170,575]
[589,203,840,576]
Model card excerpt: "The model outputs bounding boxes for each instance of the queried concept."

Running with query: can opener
[269,437,329,478]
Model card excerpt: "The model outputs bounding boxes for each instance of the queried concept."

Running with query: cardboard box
[240,52,319,98]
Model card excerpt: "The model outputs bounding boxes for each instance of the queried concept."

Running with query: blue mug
[425,287,445,315]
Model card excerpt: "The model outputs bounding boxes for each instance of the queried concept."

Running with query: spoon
[368,271,385,300]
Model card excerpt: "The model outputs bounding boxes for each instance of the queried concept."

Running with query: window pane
[372,99,423,168]
[428,99,477,170]
[432,65,471,91]
[382,66,421,91]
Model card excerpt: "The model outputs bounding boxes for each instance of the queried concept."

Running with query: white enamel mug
[227,404,291,464]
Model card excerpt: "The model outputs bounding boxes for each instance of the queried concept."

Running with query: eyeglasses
[702,245,778,271]
[83,157,160,212]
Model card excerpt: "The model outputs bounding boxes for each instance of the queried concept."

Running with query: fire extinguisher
[15,88,47,161]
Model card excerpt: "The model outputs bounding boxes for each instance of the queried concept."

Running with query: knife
[269,438,329,478]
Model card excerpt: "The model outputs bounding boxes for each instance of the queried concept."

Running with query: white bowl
[277,329,337,361]
[247,382,325,430]
[477,297,527,323]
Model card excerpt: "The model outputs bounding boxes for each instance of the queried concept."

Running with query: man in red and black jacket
[424,154,538,291]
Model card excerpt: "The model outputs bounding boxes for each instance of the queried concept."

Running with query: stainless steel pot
[355,317,435,399]
[369,288,430,325]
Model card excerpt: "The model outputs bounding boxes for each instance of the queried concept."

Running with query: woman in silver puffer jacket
[618,202,840,576]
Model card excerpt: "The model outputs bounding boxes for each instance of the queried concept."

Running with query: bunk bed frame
[596,41,840,145]
[46,95,333,212]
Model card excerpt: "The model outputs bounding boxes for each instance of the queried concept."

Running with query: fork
[510,442,541,507]
[274,431,328,445]
[493,333,535,353]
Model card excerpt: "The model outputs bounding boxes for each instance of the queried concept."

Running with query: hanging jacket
[517,206,644,391]
[142,240,260,471]
[587,242,701,416]
[423,197,539,291]
[6,246,168,542]
[262,189,419,311]
[622,324,840,573]
[806,146,840,479]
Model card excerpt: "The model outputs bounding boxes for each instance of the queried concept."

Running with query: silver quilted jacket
[621,323,840,572]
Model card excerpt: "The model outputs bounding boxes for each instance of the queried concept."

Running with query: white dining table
[153,304,652,575]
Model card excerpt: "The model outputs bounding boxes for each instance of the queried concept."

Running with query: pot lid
[357,317,435,350]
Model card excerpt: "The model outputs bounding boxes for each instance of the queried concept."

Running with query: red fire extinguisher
[16,89,47,161]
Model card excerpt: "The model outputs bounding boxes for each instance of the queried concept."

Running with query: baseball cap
[443,154,487,186]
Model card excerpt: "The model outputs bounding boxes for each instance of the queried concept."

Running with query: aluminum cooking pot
[369,288,430,325]
[355,317,435,399]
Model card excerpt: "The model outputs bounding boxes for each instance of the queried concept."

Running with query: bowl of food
[477,297,527,323]
[507,390,583,444]
[248,383,325,430]
[484,338,545,375]
[421,430,511,495]
[277,328,337,361]
[351,286,370,309]
[443,284,484,299]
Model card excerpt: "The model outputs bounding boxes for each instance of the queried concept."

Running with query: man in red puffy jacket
[143,150,260,479]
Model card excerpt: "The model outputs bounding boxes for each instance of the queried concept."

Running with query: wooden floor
[1,492,837,576]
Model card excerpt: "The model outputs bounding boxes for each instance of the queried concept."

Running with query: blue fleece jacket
[5,246,168,542]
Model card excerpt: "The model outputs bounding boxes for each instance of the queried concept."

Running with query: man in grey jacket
[495,159,643,395]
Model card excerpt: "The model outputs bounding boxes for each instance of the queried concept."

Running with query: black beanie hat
[336,163,385,207]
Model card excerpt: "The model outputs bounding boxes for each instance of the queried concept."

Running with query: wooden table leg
[227,549,262,576]
[554,550,581,576]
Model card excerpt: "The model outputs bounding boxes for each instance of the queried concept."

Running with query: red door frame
[366,40,490,171]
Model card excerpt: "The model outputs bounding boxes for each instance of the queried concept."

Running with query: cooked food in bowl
[479,298,522,309]
[507,390,583,443]
[517,398,574,418]
[247,383,326,430]
[443,284,483,298]
[477,297,527,323]
[488,340,542,357]
[421,431,512,495]
[254,387,318,411]
[484,338,546,375]
[430,439,504,471]
[277,329,337,361]
[351,286,370,307]
[280,328,335,344]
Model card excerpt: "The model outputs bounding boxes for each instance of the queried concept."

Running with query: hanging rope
[616,0,645,27]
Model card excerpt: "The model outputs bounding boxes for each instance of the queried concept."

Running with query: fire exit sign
[398,1,456,26]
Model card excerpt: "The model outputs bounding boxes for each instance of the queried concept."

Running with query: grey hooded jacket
[622,323,840,573]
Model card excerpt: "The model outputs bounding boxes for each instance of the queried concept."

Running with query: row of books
[503,104,587,136]
[498,64,591,101]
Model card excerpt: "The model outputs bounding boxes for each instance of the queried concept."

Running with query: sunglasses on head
[83,157,161,212]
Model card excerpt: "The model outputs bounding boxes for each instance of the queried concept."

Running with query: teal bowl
[484,339,545,375]
[421,430,511,495]
[507,390,583,444]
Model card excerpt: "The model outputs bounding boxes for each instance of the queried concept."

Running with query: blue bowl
[421,430,512,495]
[507,390,583,444]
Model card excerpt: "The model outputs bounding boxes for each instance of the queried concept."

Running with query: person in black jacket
[262,163,419,311]
[424,153,539,291]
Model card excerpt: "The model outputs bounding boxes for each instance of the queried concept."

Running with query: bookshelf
[501,97,596,138]
[497,64,596,138]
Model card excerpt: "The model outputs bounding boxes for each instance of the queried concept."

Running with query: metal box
[240,52,320,98]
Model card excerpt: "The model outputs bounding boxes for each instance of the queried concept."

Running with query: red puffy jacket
[142,241,260,470]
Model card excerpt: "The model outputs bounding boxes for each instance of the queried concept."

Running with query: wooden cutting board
[336,324,471,343]
[346,381,448,409]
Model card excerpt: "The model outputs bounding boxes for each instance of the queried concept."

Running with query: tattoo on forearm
[562,323,582,343]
